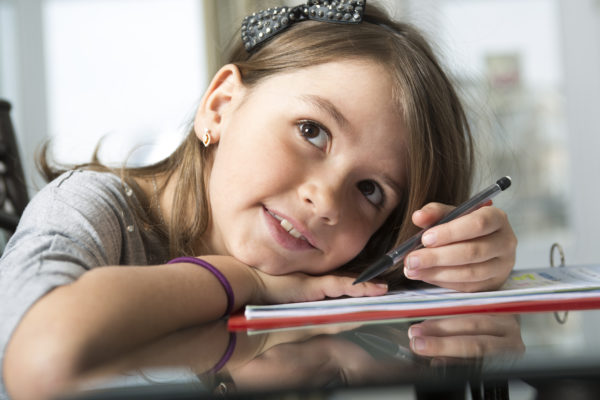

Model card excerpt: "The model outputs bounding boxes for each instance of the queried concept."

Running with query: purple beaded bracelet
[167,256,235,317]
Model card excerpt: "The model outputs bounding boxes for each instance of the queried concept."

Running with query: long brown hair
[38,2,473,282]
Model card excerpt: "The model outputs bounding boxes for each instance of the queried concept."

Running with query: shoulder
[34,169,136,220]
[3,169,147,268]
[35,168,138,229]
[49,169,129,200]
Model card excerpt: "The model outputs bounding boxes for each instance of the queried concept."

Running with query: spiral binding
[550,242,568,324]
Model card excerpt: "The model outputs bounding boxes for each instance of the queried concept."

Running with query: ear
[194,64,244,144]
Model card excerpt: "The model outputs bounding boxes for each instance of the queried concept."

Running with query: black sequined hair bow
[242,0,366,52]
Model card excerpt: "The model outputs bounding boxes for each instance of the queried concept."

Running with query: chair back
[0,99,29,233]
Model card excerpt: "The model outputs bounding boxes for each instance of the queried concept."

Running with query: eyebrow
[299,94,350,129]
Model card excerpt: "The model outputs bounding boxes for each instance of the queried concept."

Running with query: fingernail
[408,325,422,339]
[412,337,426,352]
[404,266,417,278]
[376,283,388,289]
[422,231,436,246]
[405,255,420,270]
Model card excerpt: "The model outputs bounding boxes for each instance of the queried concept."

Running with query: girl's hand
[247,268,389,305]
[403,202,517,292]
[407,314,525,360]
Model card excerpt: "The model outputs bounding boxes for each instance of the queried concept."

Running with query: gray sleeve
[0,170,147,397]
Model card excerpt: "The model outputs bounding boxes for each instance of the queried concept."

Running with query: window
[401,0,570,268]
[0,0,208,188]
[43,0,207,166]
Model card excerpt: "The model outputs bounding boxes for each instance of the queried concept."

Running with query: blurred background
[0,0,599,270]
[1,2,599,397]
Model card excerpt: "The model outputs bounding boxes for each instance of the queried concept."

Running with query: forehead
[249,59,399,116]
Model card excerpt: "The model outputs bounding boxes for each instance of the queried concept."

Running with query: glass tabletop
[58,309,600,399]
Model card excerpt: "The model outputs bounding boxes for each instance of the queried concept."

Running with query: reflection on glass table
[54,309,600,399]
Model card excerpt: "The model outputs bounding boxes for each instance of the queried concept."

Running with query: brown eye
[357,180,384,207]
[298,121,329,150]
[300,123,319,138]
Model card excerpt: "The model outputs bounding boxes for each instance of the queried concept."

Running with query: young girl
[1,1,517,398]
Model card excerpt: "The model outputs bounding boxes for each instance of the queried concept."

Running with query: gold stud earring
[201,128,212,147]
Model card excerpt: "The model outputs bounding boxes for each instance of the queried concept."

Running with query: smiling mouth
[266,209,307,241]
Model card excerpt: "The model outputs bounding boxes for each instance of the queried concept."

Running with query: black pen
[353,176,512,284]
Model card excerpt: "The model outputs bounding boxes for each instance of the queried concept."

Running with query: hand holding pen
[355,177,517,292]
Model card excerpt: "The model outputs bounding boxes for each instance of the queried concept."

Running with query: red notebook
[228,295,600,331]
[229,265,600,331]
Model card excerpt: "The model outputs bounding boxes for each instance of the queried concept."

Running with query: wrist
[168,257,234,317]
[192,255,260,311]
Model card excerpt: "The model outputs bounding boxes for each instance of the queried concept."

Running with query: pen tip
[353,256,394,285]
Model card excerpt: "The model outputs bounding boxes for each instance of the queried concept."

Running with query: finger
[405,234,506,272]
[427,273,511,292]
[412,203,454,229]
[409,315,518,338]
[270,273,387,303]
[420,206,509,248]
[412,200,493,231]
[405,264,513,294]
[406,257,506,283]
[316,275,388,299]
[405,263,494,287]
[409,334,520,358]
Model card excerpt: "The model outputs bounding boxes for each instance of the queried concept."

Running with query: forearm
[68,257,254,345]
[69,321,231,386]
[4,254,388,399]
[4,256,255,400]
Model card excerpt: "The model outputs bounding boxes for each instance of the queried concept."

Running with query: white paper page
[245,265,600,319]
[247,290,600,318]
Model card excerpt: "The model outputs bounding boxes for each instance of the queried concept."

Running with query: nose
[298,178,342,225]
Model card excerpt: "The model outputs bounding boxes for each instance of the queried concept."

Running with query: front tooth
[280,219,293,232]
[288,228,302,239]
[277,216,306,240]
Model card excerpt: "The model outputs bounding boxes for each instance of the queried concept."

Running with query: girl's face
[206,60,407,275]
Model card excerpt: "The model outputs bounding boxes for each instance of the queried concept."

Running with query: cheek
[336,231,371,257]
[209,149,267,201]
[317,227,374,273]
[333,208,388,258]
[214,132,295,191]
